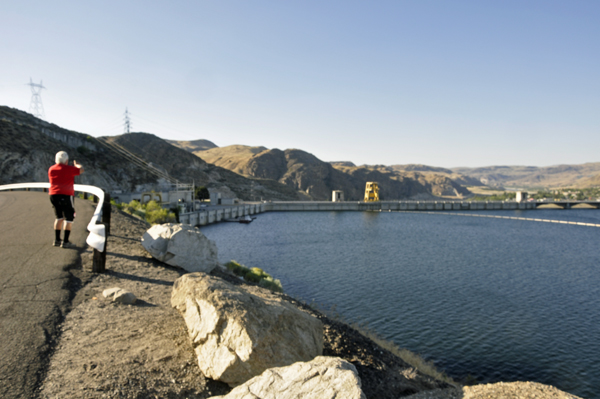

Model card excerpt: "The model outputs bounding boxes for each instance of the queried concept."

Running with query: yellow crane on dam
[364,182,380,202]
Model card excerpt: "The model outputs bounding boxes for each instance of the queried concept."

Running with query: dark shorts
[50,195,75,222]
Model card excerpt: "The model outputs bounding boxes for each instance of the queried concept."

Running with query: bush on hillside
[119,200,176,225]
[225,261,283,292]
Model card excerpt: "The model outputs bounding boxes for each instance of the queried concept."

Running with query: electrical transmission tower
[124,108,131,133]
[27,78,46,119]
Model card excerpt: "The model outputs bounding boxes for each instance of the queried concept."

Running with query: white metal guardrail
[0,183,107,251]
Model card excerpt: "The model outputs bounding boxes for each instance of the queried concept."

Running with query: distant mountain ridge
[451,164,600,189]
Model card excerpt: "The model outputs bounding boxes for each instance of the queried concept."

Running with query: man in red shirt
[48,151,84,248]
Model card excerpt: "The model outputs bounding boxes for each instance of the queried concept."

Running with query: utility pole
[124,108,131,133]
[27,78,46,119]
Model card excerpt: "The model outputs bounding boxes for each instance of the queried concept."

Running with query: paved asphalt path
[0,191,95,399]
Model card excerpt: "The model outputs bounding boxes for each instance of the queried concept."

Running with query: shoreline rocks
[171,272,323,387]
[142,223,218,273]
[210,356,366,399]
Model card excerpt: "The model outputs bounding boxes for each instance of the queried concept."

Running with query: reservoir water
[201,209,600,398]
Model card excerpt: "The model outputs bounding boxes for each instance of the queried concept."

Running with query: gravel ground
[38,204,586,399]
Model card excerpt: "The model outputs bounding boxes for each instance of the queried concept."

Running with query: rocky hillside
[187,145,437,200]
[191,144,473,200]
[105,134,300,200]
[334,164,471,199]
[0,106,300,201]
[167,139,218,153]
[452,164,600,189]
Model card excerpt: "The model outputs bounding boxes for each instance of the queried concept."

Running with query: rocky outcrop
[210,356,366,399]
[142,224,218,273]
[171,273,323,386]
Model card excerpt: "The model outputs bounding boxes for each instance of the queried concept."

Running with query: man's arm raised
[73,160,84,174]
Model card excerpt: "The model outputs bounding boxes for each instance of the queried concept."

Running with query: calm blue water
[201,209,600,398]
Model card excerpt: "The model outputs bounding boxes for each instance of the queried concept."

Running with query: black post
[92,243,106,273]
[102,193,111,236]
[83,192,88,200]
[92,190,110,273]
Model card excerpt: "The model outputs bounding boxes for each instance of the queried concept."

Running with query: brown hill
[0,106,300,201]
[197,145,269,176]
[387,164,484,188]
[103,134,299,200]
[177,143,468,200]
[333,164,470,199]
[167,139,218,153]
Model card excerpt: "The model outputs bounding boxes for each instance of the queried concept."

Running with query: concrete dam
[178,199,599,227]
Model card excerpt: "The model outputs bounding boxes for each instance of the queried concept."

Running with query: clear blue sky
[1,1,599,168]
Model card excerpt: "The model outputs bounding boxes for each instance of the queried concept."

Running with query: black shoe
[53,239,61,247]
[61,241,75,248]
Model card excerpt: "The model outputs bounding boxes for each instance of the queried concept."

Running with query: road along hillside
[0,191,93,398]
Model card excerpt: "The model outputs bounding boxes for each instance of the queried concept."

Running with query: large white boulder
[141,223,218,273]
[210,356,366,399]
[171,273,323,386]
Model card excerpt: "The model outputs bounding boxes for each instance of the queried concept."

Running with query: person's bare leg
[53,219,64,246]
[63,221,73,244]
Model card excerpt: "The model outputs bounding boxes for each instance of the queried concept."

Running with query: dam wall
[179,200,539,227]
[178,202,267,226]
[264,200,537,212]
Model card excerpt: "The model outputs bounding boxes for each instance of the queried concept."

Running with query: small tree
[195,186,210,200]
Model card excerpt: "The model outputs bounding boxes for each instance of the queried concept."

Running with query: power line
[27,78,46,119]
[127,110,196,139]
[96,137,179,184]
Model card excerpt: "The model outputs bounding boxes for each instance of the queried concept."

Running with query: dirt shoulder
[39,204,585,399]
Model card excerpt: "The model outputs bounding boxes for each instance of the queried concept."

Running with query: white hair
[55,151,69,165]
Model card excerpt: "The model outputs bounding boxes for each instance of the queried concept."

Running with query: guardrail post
[92,190,109,273]
[102,193,111,236]
[92,241,106,273]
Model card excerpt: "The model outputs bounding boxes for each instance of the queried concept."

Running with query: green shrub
[250,267,268,278]
[125,200,142,212]
[226,261,284,292]
[244,270,262,283]
[225,261,249,276]
[145,200,162,212]
[195,186,210,200]
[259,277,283,292]
[118,199,176,224]
[146,208,176,225]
